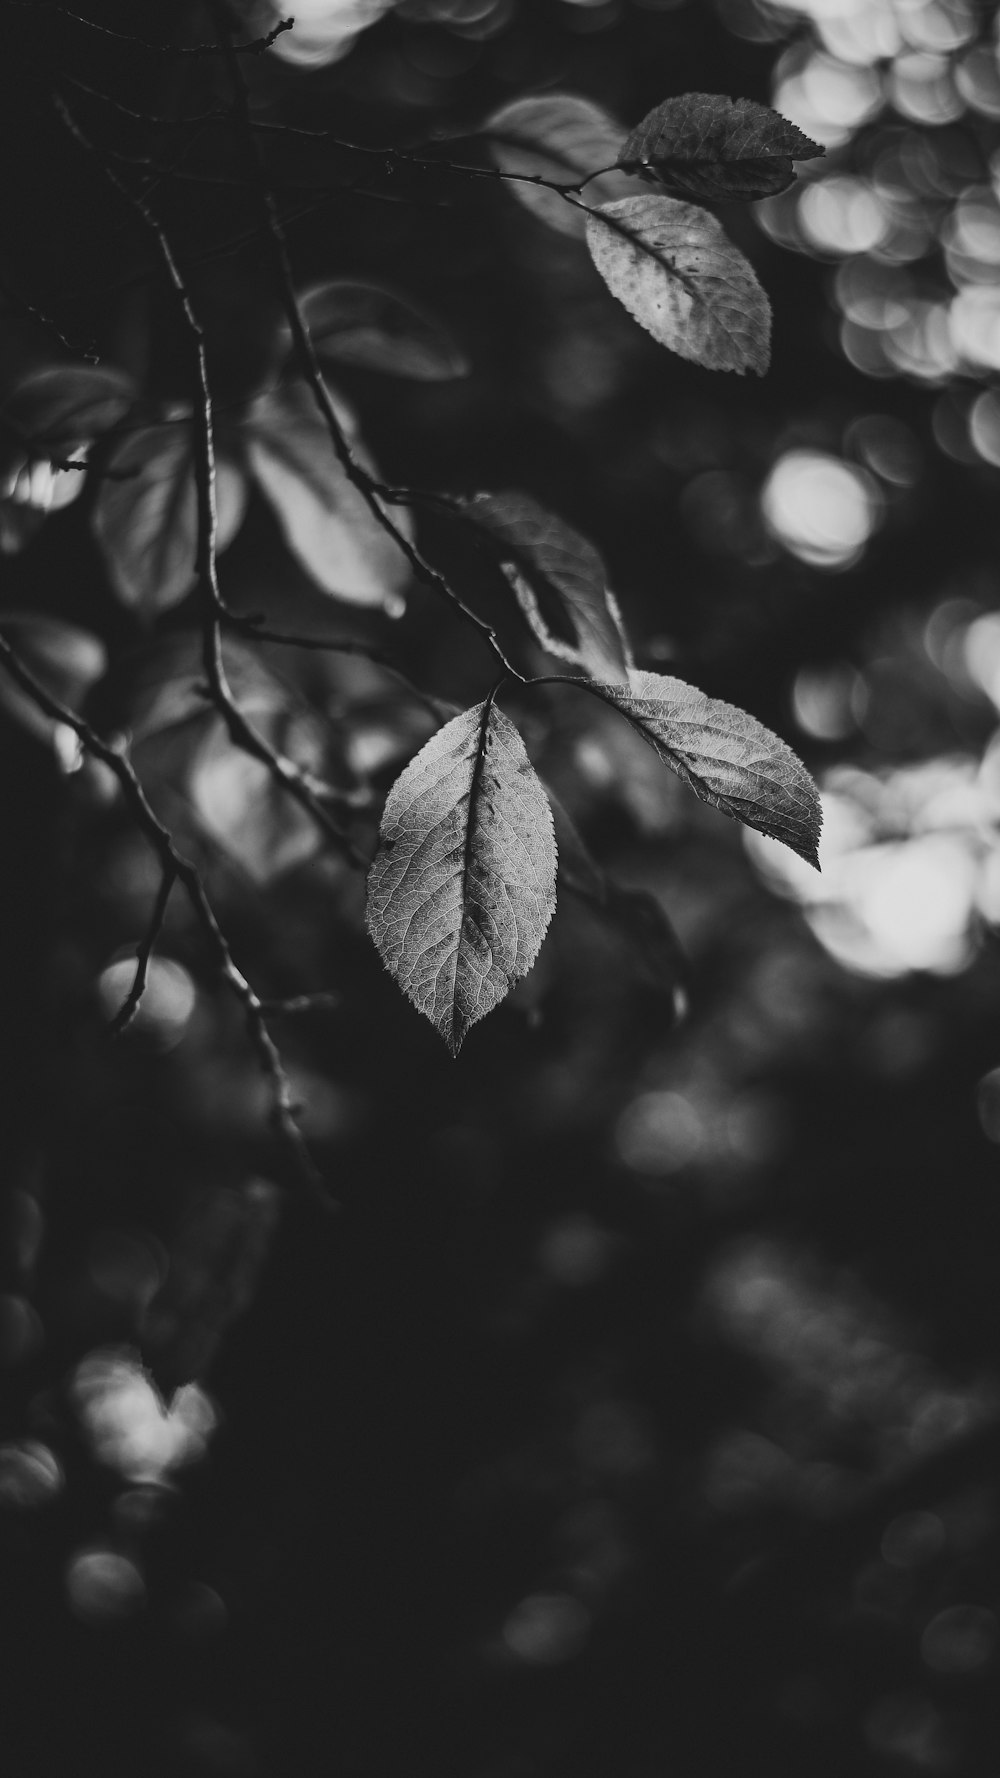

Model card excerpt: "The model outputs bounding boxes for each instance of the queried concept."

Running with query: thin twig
[0,634,334,1210]
[210,1,523,686]
[0,274,99,361]
[231,617,452,723]
[107,863,177,1035]
[4,2,294,56]
[51,90,369,873]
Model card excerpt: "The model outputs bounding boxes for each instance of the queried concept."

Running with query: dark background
[4,0,1000,1773]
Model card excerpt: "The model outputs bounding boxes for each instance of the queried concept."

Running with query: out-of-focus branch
[230,617,452,723]
[210,1,524,686]
[4,2,294,56]
[51,91,369,873]
[0,633,333,1210]
[107,862,177,1036]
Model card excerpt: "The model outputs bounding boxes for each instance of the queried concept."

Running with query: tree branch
[0,633,334,1210]
[107,862,177,1036]
[5,2,294,56]
[209,1,524,686]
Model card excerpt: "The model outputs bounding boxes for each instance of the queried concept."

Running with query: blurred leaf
[0,363,134,460]
[243,379,413,612]
[189,720,323,884]
[550,793,686,1004]
[367,702,557,1054]
[0,612,106,746]
[617,94,822,202]
[600,670,821,864]
[0,502,45,555]
[125,632,296,745]
[92,422,247,613]
[464,490,631,684]
[143,1179,281,1389]
[586,197,771,375]
[295,279,470,380]
[484,94,639,239]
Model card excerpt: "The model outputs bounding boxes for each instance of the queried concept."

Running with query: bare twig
[0,634,333,1209]
[107,863,177,1036]
[4,2,294,56]
[230,617,452,723]
[51,91,369,873]
[0,274,99,361]
[209,2,523,686]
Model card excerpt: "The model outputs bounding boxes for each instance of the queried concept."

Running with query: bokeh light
[761,451,880,567]
[66,1547,146,1624]
[72,1349,217,1485]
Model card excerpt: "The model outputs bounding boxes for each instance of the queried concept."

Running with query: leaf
[549,792,687,1009]
[484,94,640,238]
[92,423,247,613]
[463,490,631,684]
[295,279,469,381]
[585,195,770,374]
[189,721,322,885]
[0,364,134,460]
[243,380,413,613]
[367,702,557,1054]
[617,94,823,202]
[599,669,822,864]
[125,633,298,746]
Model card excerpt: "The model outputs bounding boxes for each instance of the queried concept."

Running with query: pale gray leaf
[296,278,469,380]
[464,490,631,684]
[618,93,822,202]
[585,195,771,375]
[601,668,821,864]
[92,423,246,613]
[367,702,557,1054]
[485,94,639,238]
[243,380,413,613]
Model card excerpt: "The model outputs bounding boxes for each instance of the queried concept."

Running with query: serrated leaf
[367,702,557,1055]
[484,94,640,238]
[617,93,822,202]
[92,423,247,613]
[295,279,469,381]
[600,669,821,864]
[0,364,135,460]
[464,490,631,684]
[585,195,770,374]
[243,380,413,613]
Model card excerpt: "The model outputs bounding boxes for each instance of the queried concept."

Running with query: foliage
[5,3,1000,1776]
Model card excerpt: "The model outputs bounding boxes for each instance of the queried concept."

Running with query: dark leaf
[618,94,822,202]
[92,422,246,613]
[295,279,469,380]
[243,380,413,612]
[0,363,134,460]
[600,669,822,864]
[464,490,631,684]
[550,793,687,1008]
[484,94,639,238]
[367,702,557,1054]
[585,195,770,374]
